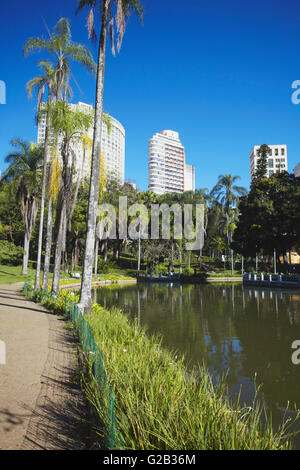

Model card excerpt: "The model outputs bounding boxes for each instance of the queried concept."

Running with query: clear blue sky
[1,0,300,192]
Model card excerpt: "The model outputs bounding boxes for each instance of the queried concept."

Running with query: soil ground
[0,283,94,450]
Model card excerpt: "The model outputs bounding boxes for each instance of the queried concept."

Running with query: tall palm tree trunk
[94,238,99,276]
[51,140,73,295]
[42,199,53,291]
[22,197,38,276]
[52,204,66,295]
[79,4,109,312]
[103,238,108,262]
[22,231,30,276]
[34,101,50,290]
[137,228,141,273]
[179,249,182,274]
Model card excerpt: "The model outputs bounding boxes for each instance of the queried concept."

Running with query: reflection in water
[95,283,300,445]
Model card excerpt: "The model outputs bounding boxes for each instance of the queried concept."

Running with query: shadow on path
[22,312,101,450]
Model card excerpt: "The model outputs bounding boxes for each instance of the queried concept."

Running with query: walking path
[0,283,92,450]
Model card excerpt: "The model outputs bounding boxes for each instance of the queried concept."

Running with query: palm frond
[23,37,55,57]
[53,17,71,44]
[87,8,98,43]
[49,151,61,201]
[65,42,97,74]
[76,0,97,15]
[109,17,116,56]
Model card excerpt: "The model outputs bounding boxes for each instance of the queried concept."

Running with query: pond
[94,282,300,446]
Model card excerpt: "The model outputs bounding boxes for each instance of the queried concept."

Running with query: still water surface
[95,282,300,443]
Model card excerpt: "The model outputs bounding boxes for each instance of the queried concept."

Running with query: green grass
[207,270,242,278]
[58,272,136,286]
[0,263,136,287]
[0,264,35,285]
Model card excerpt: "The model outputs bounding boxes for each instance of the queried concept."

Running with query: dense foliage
[232,172,300,265]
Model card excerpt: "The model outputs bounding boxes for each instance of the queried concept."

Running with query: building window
[281,148,285,155]
[269,170,274,177]
[268,159,274,168]
[275,149,278,156]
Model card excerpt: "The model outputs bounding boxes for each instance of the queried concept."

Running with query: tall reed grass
[85,303,297,450]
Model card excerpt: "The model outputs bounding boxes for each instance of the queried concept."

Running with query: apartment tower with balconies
[148,130,189,194]
[250,144,288,181]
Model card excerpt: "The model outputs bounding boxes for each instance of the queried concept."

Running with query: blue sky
[1,0,300,192]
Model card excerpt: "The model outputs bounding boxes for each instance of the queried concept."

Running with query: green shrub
[0,240,24,265]
[183,266,194,276]
[153,263,166,275]
[97,259,117,274]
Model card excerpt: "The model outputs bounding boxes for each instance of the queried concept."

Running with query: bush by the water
[96,259,117,274]
[183,266,194,276]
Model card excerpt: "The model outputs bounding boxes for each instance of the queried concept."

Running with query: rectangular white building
[293,163,300,177]
[250,144,288,181]
[184,163,195,192]
[148,130,192,194]
[148,130,185,194]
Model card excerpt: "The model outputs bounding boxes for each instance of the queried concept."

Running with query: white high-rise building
[250,144,288,181]
[293,163,300,177]
[37,101,125,185]
[148,130,186,194]
[184,164,195,192]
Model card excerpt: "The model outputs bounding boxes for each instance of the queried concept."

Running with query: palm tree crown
[23,18,96,100]
[211,174,247,213]
[76,0,143,54]
[4,140,43,185]
[4,139,44,275]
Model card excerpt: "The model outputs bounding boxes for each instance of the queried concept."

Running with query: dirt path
[0,283,92,450]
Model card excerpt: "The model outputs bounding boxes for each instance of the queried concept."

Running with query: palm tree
[69,134,93,233]
[48,102,94,295]
[42,153,60,291]
[76,0,143,312]
[211,174,247,273]
[211,174,247,244]
[211,175,246,214]
[23,17,96,101]
[26,61,57,290]
[94,151,108,276]
[3,140,43,275]
[24,18,96,290]
[210,236,226,260]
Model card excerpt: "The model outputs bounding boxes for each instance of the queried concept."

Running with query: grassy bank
[0,262,136,286]
[25,283,298,450]
[85,303,296,450]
